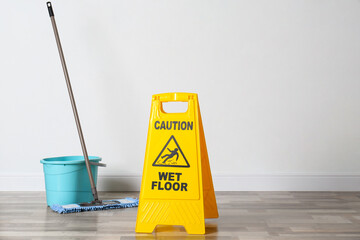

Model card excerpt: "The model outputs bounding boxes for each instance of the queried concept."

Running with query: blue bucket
[40,156,101,206]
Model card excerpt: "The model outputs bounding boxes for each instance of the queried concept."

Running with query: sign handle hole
[162,102,188,113]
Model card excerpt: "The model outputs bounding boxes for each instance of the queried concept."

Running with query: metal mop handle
[47,2,100,202]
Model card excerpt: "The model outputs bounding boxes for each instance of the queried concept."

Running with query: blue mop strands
[50,198,139,214]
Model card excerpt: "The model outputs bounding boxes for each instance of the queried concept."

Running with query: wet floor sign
[135,93,218,235]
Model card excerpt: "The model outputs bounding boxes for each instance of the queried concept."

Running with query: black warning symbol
[152,135,190,168]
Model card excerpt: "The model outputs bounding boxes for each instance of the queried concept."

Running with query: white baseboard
[0,174,359,191]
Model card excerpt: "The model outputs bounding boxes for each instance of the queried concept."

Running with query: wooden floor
[1,192,360,239]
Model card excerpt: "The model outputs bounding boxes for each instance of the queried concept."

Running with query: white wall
[1,0,360,191]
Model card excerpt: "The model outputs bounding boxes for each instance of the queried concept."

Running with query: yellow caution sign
[136,93,218,235]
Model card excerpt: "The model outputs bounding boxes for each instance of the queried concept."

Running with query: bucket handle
[90,162,106,167]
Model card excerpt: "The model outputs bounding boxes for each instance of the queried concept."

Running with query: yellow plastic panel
[136,93,218,235]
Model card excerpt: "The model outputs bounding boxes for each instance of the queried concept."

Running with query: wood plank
[0,191,359,239]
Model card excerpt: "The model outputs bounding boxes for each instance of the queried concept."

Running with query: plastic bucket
[40,156,101,206]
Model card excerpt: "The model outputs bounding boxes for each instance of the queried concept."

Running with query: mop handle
[47,2,100,202]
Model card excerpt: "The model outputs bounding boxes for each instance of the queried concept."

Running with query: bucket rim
[40,155,102,165]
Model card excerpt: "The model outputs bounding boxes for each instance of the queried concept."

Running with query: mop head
[50,198,139,214]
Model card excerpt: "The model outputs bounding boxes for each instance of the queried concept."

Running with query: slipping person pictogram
[152,135,190,168]
[161,148,179,163]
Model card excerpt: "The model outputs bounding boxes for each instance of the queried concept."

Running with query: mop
[46,2,138,213]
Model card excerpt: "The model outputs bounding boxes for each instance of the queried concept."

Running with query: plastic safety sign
[136,93,218,234]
